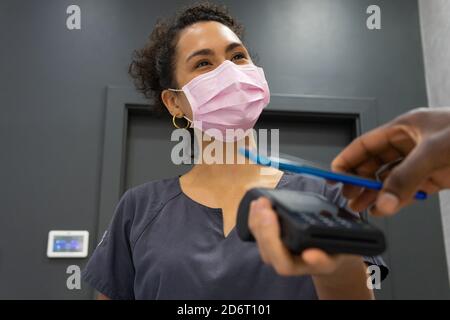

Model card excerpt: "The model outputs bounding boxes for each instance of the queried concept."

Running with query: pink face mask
[169,60,270,142]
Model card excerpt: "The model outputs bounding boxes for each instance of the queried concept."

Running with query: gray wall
[1,0,448,299]
[419,0,450,286]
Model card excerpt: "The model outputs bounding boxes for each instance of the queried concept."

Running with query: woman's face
[162,21,253,120]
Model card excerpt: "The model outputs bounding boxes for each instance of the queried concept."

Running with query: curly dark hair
[128,1,245,113]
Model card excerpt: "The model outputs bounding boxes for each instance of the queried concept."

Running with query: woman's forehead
[176,21,242,58]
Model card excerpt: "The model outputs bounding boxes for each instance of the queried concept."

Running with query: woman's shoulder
[116,176,181,214]
[129,176,182,206]
[118,176,184,245]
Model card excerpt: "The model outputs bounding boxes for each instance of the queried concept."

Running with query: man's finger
[375,143,435,214]
[332,124,393,173]
[341,185,364,199]
[348,188,379,212]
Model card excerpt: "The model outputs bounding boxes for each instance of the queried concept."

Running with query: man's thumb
[376,144,432,214]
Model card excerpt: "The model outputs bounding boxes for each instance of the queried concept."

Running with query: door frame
[95,85,390,297]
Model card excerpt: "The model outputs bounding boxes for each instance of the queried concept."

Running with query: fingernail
[261,210,272,225]
[258,205,272,226]
[252,198,272,225]
[376,192,399,214]
[253,198,262,209]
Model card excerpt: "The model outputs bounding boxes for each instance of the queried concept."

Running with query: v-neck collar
[176,171,289,239]
[176,171,288,212]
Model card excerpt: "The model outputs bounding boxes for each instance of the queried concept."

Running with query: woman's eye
[232,53,246,61]
[195,60,211,69]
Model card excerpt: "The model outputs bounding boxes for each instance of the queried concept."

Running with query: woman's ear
[161,89,183,117]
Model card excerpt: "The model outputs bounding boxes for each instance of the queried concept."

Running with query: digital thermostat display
[53,236,84,252]
[47,231,89,258]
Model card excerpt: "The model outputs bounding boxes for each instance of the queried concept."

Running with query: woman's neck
[184,131,279,186]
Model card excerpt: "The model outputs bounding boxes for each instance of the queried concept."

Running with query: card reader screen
[53,236,84,252]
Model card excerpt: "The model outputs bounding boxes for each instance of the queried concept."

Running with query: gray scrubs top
[82,171,387,299]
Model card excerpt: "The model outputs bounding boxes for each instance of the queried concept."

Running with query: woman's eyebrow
[185,42,245,63]
[225,42,244,53]
[186,48,214,62]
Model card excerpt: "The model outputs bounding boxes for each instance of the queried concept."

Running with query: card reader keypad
[292,210,362,229]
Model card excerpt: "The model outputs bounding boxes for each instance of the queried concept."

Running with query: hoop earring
[172,114,190,129]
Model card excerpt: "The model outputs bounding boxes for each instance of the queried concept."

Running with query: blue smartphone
[239,148,427,200]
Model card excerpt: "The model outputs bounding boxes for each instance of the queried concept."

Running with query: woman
[82,2,387,300]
